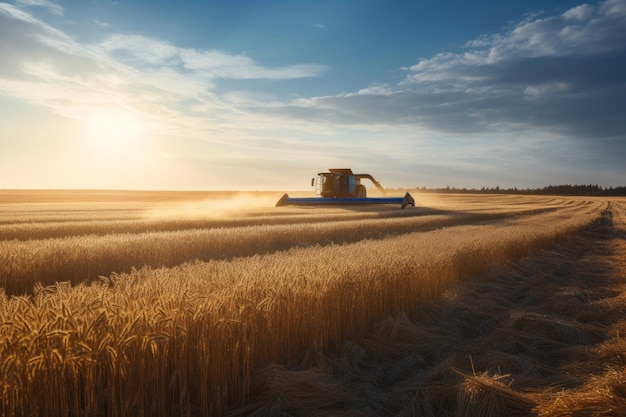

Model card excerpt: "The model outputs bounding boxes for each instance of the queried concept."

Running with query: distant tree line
[405,184,626,196]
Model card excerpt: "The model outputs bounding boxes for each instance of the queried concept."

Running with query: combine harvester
[276,168,415,209]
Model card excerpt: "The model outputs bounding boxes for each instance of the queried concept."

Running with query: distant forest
[408,184,626,196]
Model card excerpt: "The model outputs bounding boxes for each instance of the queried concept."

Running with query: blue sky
[1,0,625,191]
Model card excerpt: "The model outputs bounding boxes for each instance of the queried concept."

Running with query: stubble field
[1,190,625,416]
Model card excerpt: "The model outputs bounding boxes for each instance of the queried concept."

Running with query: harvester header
[276,168,415,209]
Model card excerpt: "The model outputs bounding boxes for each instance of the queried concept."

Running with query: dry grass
[455,371,537,417]
[0,191,620,416]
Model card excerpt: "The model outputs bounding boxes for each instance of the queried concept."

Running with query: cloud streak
[15,0,62,16]
[0,2,326,139]
[268,0,626,145]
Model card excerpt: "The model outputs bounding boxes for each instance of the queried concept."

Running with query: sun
[84,109,144,157]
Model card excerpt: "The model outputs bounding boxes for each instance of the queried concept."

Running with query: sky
[1,0,625,191]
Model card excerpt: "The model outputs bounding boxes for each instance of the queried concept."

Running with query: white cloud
[180,49,325,79]
[600,0,626,16]
[92,33,326,80]
[98,34,179,66]
[15,0,63,16]
[181,49,254,72]
[355,84,394,96]
[395,0,626,96]
[563,4,592,21]
[1,2,43,22]
[523,82,569,97]
[261,0,626,172]
[93,20,110,29]
[0,4,327,145]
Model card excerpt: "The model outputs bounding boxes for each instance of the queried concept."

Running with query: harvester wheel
[355,184,367,198]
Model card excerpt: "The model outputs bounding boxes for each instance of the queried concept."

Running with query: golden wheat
[0,197,598,295]
[0,196,605,416]
[230,199,626,417]
[0,194,583,241]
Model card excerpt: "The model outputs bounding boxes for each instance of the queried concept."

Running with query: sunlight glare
[84,110,144,157]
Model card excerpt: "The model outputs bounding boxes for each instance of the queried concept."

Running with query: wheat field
[1,190,624,416]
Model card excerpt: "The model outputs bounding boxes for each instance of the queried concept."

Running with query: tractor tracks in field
[231,201,626,416]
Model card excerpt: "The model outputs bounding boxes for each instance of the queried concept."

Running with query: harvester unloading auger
[276,168,415,209]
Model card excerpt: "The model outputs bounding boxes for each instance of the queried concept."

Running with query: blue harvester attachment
[276,168,415,209]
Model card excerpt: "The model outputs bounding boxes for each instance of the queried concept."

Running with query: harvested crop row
[0,206,442,241]
[0,196,581,240]
[0,210,145,226]
[611,200,626,232]
[0,201,593,295]
[0,201,604,416]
